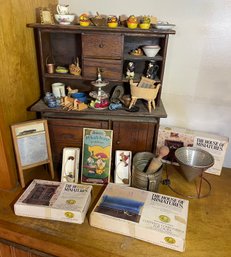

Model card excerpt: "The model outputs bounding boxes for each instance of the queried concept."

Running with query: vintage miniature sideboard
[27,23,175,171]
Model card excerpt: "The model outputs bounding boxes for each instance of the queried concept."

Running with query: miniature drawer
[83,58,123,80]
[82,33,123,59]
[48,119,109,143]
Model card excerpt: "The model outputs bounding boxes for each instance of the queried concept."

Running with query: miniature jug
[56,4,69,15]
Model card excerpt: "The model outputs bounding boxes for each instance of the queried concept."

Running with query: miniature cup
[51,83,66,98]
[46,63,55,74]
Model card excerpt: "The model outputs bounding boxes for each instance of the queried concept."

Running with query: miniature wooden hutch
[27,23,175,171]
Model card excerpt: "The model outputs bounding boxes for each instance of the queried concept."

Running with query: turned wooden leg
[129,97,137,109]
[151,99,155,109]
[148,100,152,113]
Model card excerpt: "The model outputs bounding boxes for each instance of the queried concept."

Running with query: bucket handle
[147,164,163,191]
[46,55,55,65]
[147,175,157,192]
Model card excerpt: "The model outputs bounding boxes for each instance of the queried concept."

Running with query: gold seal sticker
[65,212,74,219]
[159,215,171,223]
[66,199,76,205]
[164,237,176,244]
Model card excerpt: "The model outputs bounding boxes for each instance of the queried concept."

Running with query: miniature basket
[69,57,81,76]
[90,17,107,26]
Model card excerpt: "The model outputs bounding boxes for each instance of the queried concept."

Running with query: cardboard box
[90,183,189,252]
[157,125,229,175]
[14,179,92,224]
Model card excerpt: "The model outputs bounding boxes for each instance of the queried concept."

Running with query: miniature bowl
[142,45,161,57]
[71,92,87,103]
[127,22,138,29]
[80,21,90,27]
[139,23,150,30]
[54,14,75,25]
[107,22,118,28]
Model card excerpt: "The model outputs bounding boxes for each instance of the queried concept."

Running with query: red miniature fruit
[94,103,101,108]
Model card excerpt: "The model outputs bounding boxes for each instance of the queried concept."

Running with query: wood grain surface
[0,0,57,189]
[0,165,230,257]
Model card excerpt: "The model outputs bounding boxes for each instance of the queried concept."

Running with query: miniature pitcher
[56,4,69,15]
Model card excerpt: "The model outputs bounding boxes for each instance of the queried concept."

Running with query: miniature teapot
[56,4,69,15]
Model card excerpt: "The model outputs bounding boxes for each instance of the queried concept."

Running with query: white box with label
[157,125,229,175]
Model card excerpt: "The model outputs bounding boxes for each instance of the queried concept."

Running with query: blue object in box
[71,92,87,103]
[99,195,144,214]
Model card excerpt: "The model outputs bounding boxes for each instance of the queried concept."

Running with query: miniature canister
[132,152,163,192]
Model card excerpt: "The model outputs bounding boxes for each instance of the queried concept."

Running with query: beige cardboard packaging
[157,125,229,175]
[14,179,92,224]
[90,183,189,252]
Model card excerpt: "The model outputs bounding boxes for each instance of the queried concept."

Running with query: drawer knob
[116,140,120,144]
[99,43,104,48]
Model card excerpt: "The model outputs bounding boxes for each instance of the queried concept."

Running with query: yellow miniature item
[107,16,118,28]
[79,13,90,26]
[127,15,138,29]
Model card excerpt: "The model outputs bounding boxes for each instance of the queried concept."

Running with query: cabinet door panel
[82,34,123,58]
[47,119,108,169]
[112,121,156,153]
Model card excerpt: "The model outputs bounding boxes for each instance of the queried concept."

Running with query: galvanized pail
[132,152,163,192]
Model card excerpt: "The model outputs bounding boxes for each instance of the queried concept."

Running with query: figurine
[146,61,159,79]
[126,61,135,79]
[67,86,78,96]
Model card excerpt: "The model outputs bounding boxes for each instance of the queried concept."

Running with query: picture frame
[137,76,155,89]
[11,119,54,188]
[81,128,113,185]
[40,7,54,24]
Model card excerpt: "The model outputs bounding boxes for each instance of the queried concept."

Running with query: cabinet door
[112,121,157,153]
[48,119,109,169]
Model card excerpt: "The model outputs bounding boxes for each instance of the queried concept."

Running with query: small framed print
[40,8,54,24]
[114,150,132,186]
[81,128,113,185]
[137,76,155,89]
[61,147,80,183]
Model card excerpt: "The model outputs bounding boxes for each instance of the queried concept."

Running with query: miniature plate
[154,23,175,30]
[90,106,108,110]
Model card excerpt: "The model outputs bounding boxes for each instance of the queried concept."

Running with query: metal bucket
[132,152,163,192]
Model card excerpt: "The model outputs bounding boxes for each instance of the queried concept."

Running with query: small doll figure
[126,61,135,79]
[146,61,159,79]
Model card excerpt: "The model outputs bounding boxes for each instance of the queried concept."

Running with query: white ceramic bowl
[142,45,160,57]
[55,14,75,25]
